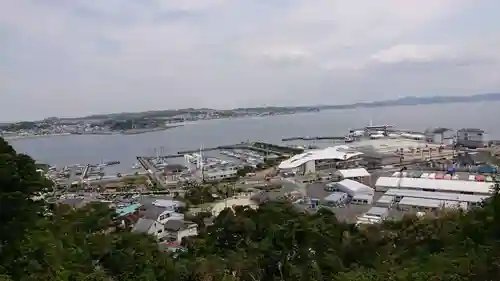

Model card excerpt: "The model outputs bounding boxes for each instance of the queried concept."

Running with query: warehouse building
[326,179,374,205]
[384,188,488,208]
[356,207,389,226]
[397,197,468,212]
[375,176,494,195]
[335,167,371,185]
[376,195,396,208]
[456,128,485,148]
[323,192,349,207]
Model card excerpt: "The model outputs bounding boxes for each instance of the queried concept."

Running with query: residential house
[131,218,167,240]
[163,220,198,243]
[116,203,142,228]
[139,203,184,224]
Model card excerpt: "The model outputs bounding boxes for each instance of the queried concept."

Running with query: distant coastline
[70,92,500,122]
[4,125,184,140]
[3,133,72,140]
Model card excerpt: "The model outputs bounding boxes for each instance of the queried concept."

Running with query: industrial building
[425,127,455,145]
[202,168,239,182]
[456,128,485,148]
[278,145,363,175]
[323,192,349,207]
[375,176,494,195]
[397,197,467,212]
[326,179,374,205]
[348,138,440,154]
[335,167,371,185]
[356,207,389,226]
[376,195,396,208]
[357,149,401,168]
[383,189,488,206]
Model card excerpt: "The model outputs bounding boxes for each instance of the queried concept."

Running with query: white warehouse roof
[384,189,489,203]
[336,179,374,196]
[398,197,446,209]
[337,168,370,178]
[376,177,494,195]
[365,206,389,218]
[377,195,395,204]
[399,197,468,210]
[278,145,363,169]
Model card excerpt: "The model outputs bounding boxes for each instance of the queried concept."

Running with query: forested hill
[1,136,500,280]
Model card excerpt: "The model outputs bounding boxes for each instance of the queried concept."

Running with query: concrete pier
[136,157,167,188]
[282,136,346,141]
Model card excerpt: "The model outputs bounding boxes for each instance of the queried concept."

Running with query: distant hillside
[59,92,500,121]
[320,93,500,110]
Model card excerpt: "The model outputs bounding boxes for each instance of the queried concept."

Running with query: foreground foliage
[1,137,500,280]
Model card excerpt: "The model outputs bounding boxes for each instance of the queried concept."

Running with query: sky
[2,0,500,121]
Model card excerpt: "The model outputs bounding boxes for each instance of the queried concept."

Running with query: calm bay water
[8,102,500,173]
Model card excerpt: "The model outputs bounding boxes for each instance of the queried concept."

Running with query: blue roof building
[116,203,141,217]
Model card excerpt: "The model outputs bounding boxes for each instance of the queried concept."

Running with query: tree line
[1,136,500,280]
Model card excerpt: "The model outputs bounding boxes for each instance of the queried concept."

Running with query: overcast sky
[2,0,500,121]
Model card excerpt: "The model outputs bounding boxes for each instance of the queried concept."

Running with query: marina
[26,117,500,256]
[40,120,500,192]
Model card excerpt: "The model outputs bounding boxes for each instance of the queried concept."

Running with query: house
[163,220,198,243]
[139,203,184,224]
[116,203,142,228]
[131,218,167,240]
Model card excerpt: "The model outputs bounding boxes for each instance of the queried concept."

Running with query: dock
[136,157,167,188]
[282,136,346,141]
[77,164,91,187]
[176,145,239,155]
[251,142,304,155]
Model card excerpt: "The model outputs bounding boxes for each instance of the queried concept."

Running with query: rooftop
[430,127,453,134]
[458,128,484,133]
[384,188,489,203]
[164,220,195,231]
[131,218,156,233]
[278,145,363,169]
[398,197,445,208]
[366,207,389,217]
[375,177,494,195]
[333,179,374,195]
[336,168,370,178]
[139,204,169,220]
[116,203,141,217]
[349,138,440,153]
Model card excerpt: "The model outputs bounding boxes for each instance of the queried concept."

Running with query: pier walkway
[78,164,91,186]
[136,157,168,189]
[282,136,345,141]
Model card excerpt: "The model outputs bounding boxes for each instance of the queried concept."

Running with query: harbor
[43,140,292,190]
[41,122,500,193]
[28,120,500,255]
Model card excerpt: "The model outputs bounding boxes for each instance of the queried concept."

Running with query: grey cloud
[1,0,500,121]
